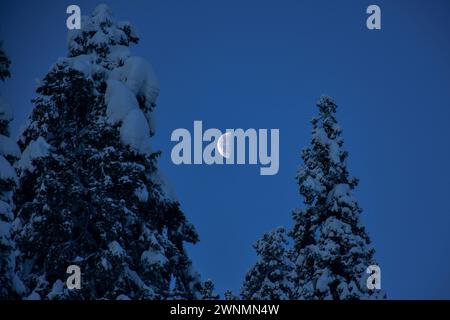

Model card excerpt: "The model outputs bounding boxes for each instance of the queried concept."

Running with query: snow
[120,108,151,154]
[134,185,148,202]
[109,56,160,108]
[66,9,159,157]
[88,30,109,47]
[316,270,331,293]
[25,291,41,300]
[302,175,325,194]
[312,127,341,164]
[0,134,21,158]
[328,183,356,209]
[108,45,131,65]
[0,200,13,221]
[47,279,65,299]
[105,27,128,45]
[67,4,133,56]
[67,15,96,53]
[92,4,113,25]
[105,79,153,155]
[105,80,139,124]
[117,21,138,38]
[0,155,17,182]
[0,96,12,121]
[17,137,51,174]
[108,240,125,257]
[65,54,101,77]
[100,257,112,270]
[125,267,152,291]
[322,216,351,238]
[328,139,341,164]
[116,294,130,300]
[11,272,26,295]
[0,220,11,245]
[141,249,168,267]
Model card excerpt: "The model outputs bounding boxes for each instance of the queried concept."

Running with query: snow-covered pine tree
[200,279,219,300]
[224,290,239,300]
[241,227,294,300]
[290,95,385,299]
[14,5,202,300]
[0,43,25,299]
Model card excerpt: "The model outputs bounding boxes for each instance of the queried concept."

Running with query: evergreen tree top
[253,226,289,259]
[316,95,337,117]
[67,4,139,58]
[290,95,385,300]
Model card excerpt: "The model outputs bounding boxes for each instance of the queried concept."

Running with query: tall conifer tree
[241,227,294,300]
[290,96,385,299]
[14,5,202,300]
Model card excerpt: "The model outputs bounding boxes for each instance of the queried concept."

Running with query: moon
[217,132,233,158]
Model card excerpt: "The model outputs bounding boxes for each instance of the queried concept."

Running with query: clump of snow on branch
[17,137,50,174]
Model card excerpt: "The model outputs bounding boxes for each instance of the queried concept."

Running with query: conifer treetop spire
[67,3,139,58]
[290,95,385,300]
[241,227,294,300]
[317,95,337,116]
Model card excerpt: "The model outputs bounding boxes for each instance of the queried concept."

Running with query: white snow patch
[322,216,351,238]
[17,137,51,174]
[105,80,139,124]
[88,30,109,47]
[100,257,112,270]
[120,108,150,154]
[302,175,324,194]
[108,240,125,257]
[312,127,341,164]
[47,279,65,299]
[141,249,168,267]
[92,4,113,25]
[134,185,149,202]
[105,27,128,45]
[316,270,331,293]
[11,272,26,295]
[65,54,101,77]
[109,56,160,107]
[0,220,11,244]
[25,291,41,300]
[108,45,131,64]
[0,200,13,221]
[123,266,155,297]
[328,183,356,209]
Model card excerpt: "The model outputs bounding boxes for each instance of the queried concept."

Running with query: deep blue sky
[1,0,450,299]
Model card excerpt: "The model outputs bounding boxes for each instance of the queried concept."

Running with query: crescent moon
[217,132,233,158]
